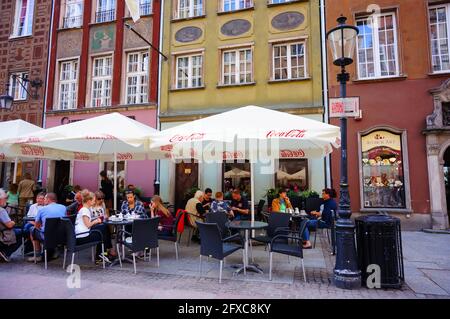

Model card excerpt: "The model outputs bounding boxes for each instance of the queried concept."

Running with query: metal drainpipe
[320,0,332,188]
[155,0,165,192]
[38,0,55,182]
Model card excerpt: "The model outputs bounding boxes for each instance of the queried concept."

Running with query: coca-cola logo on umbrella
[280,149,305,158]
[169,133,206,143]
[85,134,116,140]
[16,137,41,144]
[266,129,306,138]
[21,145,45,157]
[117,153,133,160]
[74,152,91,161]
[223,151,244,160]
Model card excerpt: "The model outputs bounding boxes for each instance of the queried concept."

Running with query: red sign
[329,97,360,118]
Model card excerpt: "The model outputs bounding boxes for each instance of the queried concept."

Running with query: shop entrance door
[54,160,70,204]
[175,160,198,212]
[444,147,450,226]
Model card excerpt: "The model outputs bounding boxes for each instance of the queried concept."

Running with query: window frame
[174,53,204,89]
[95,0,116,23]
[58,59,79,110]
[221,46,253,85]
[63,0,84,29]
[275,159,309,190]
[271,41,308,81]
[125,50,150,105]
[355,12,400,80]
[11,0,35,38]
[428,3,450,74]
[139,0,153,16]
[221,0,253,13]
[174,0,204,20]
[9,72,29,101]
[357,126,412,213]
[91,55,113,108]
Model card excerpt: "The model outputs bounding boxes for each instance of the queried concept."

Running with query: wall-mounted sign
[175,26,203,43]
[221,19,251,37]
[271,12,305,31]
[329,97,360,118]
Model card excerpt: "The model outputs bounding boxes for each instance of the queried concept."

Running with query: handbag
[0,221,17,246]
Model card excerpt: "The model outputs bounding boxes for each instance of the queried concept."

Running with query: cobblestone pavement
[0,231,449,299]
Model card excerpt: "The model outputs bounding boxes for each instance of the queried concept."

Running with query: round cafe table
[104,218,135,267]
[226,220,268,275]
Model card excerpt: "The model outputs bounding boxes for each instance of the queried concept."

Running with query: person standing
[17,173,36,209]
[99,171,114,210]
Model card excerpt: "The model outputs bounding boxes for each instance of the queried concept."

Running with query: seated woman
[185,190,205,228]
[271,189,293,213]
[302,188,337,249]
[121,190,146,217]
[75,190,112,263]
[0,189,23,261]
[150,195,174,236]
[92,191,108,218]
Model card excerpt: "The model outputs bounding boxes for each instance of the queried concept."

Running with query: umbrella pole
[13,157,18,184]
[114,152,117,212]
[250,155,255,237]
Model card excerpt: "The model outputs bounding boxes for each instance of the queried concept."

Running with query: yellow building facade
[159,0,326,208]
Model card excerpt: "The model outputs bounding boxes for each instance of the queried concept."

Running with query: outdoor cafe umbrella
[0,119,44,183]
[5,113,164,210]
[150,105,341,223]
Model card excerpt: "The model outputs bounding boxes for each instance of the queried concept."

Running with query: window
[429,4,450,73]
[9,72,28,101]
[175,54,203,89]
[126,51,149,104]
[276,159,308,190]
[272,42,306,80]
[11,0,35,37]
[222,48,252,85]
[63,0,83,28]
[91,56,113,107]
[360,130,406,209]
[95,0,115,23]
[58,60,78,110]
[356,13,399,79]
[223,161,251,200]
[175,0,203,19]
[140,0,153,15]
[270,0,294,4]
[222,0,252,12]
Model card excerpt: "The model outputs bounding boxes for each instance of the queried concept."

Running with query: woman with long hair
[150,195,174,236]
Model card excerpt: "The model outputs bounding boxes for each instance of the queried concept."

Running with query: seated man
[28,193,66,262]
[22,192,46,255]
[0,189,23,262]
[302,188,337,249]
[230,189,249,220]
[210,192,234,218]
[202,188,213,211]
[271,189,293,213]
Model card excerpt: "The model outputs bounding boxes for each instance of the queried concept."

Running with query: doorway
[175,160,198,211]
[54,160,71,204]
[444,147,450,225]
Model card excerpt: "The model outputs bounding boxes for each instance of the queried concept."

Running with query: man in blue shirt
[28,193,66,262]
[230,189,249,220]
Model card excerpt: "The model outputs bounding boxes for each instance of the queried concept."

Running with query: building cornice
[46,104,157,117]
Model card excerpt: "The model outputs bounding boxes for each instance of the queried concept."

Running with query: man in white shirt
[27,193,46,218]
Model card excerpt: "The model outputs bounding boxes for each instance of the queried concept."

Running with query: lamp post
[0,76,42,110]
[0,84,13,110]
[326,15,362,289]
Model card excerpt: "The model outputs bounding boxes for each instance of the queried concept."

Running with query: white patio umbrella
[0,119,44,183]
[150,105,341,223]
[6,112,164,210]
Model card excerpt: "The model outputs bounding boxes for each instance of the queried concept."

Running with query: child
[210,192,234,218]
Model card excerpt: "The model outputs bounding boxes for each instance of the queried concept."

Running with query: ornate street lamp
[326,15,362,289]
[0,84,13,110]
[0,75,42,110]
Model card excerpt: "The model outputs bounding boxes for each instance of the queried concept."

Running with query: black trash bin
[356,214,404,289]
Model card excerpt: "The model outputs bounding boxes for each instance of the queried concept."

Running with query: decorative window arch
[358,126,412,212]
